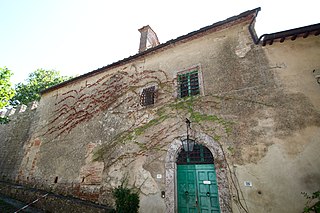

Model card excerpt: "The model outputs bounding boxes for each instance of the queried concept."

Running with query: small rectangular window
[140,86,155,106]
[178,70,200,98]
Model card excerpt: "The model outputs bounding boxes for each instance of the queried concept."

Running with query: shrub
[113,184,139,213]
[302,191,320,213]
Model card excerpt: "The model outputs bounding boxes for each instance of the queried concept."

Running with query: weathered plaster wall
[231,37,320,212]
[235,127,320,212]
[264,36,320,106]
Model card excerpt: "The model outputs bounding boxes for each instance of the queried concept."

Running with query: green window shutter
[178,70,200,98]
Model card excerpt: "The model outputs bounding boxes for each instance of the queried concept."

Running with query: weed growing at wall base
[113,184,139,213]
[302,191,320,213]
[0,117,10,124]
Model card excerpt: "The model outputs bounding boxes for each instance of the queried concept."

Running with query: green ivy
[93,95,234,161]
[169,96,197,112]
[227,146,235,155]
[190,111,219,123]
[134,114,168,136]
[213,135,221,141]
[92,114,169,161]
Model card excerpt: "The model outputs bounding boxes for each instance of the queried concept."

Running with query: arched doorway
[165,133,230,213]
[176,142,220,212]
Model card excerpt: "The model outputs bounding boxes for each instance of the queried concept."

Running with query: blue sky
[0,0,319,85]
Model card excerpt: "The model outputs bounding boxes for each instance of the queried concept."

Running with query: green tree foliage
[12,69,71,105]
[0,67,15,124]
[0,67,15,109]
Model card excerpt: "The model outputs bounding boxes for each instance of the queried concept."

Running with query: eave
[258,23,320,46]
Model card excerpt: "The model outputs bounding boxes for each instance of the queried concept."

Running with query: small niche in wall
[54,176,58,183]
[82,177,85,183]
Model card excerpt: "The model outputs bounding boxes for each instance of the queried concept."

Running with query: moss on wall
[92,95,234,164]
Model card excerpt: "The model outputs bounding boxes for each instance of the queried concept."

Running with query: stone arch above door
[164,132,231,213]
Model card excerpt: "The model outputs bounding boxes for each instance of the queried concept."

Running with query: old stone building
[1,7,320,213]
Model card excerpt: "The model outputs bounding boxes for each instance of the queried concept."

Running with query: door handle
[185,191,189,196]
[206,192,210,197]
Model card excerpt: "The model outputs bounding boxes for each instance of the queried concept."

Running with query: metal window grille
[176,143,214,165]
[140,86,155,106]
[178,71,200,98]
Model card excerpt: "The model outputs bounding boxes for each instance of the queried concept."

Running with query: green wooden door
[177,164,220,213]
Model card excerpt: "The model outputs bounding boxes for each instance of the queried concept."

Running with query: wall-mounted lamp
[181,118,195,152]
[313,69,320,84]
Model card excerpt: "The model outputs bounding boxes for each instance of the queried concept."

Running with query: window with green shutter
[178,70,200,98]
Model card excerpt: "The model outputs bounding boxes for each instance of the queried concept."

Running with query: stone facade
[0,102,39,181]
[0,8,319,213]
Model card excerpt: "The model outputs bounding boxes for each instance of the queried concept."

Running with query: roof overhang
[258,23,320,46]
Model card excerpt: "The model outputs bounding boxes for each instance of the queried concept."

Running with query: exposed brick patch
[17,138,42,181]
[80,163,104,185]
[80,143,104,185]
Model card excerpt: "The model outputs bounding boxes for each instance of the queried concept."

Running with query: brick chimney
[138,25,160,53]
